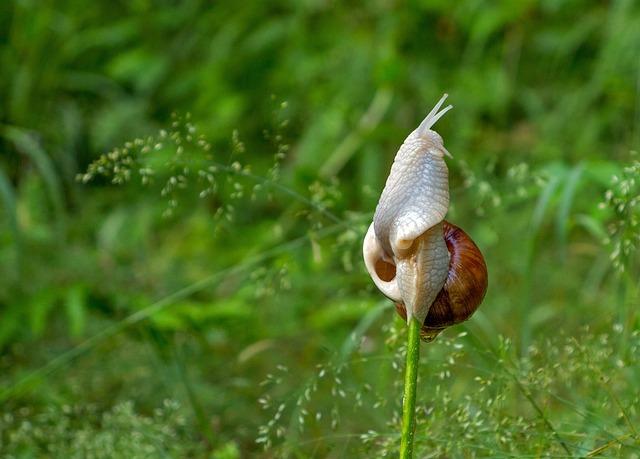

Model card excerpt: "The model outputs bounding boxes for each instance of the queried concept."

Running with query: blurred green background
[1,1,639,457]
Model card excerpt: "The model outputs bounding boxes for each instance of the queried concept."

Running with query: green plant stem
[400,317,421,459]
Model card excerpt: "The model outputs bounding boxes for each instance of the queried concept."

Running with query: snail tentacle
[416,93,453,135]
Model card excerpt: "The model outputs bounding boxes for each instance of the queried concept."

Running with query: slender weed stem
[400,317,421,459]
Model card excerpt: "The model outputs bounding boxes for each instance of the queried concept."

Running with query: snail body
[363,94,487,338]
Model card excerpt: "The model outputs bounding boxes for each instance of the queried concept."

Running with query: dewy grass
[4,111,363,401]
[254,320,640,457]
[6,109,639,457]
[2,4,640,457]
[0,218,356,403]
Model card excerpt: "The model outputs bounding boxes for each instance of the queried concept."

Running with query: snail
[363,94,487,341]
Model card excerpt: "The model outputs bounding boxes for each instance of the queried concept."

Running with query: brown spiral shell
[395,220,488,341]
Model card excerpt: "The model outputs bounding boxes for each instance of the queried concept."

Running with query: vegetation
[1,1,639,457]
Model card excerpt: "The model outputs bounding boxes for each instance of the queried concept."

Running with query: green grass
[1,1,639,457]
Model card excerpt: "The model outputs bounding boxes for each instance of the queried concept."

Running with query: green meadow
[1,1,639,457]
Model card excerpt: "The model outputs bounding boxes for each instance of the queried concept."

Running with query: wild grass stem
[399,317,421,458]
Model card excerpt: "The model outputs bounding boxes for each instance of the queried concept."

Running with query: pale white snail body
[364,94,486,329]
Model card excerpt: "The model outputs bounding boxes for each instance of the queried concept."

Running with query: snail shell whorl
[394,220,488,339]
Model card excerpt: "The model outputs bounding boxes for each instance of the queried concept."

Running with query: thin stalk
[400,317,421,459]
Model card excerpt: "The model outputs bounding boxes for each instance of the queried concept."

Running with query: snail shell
[394,221,488,341]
